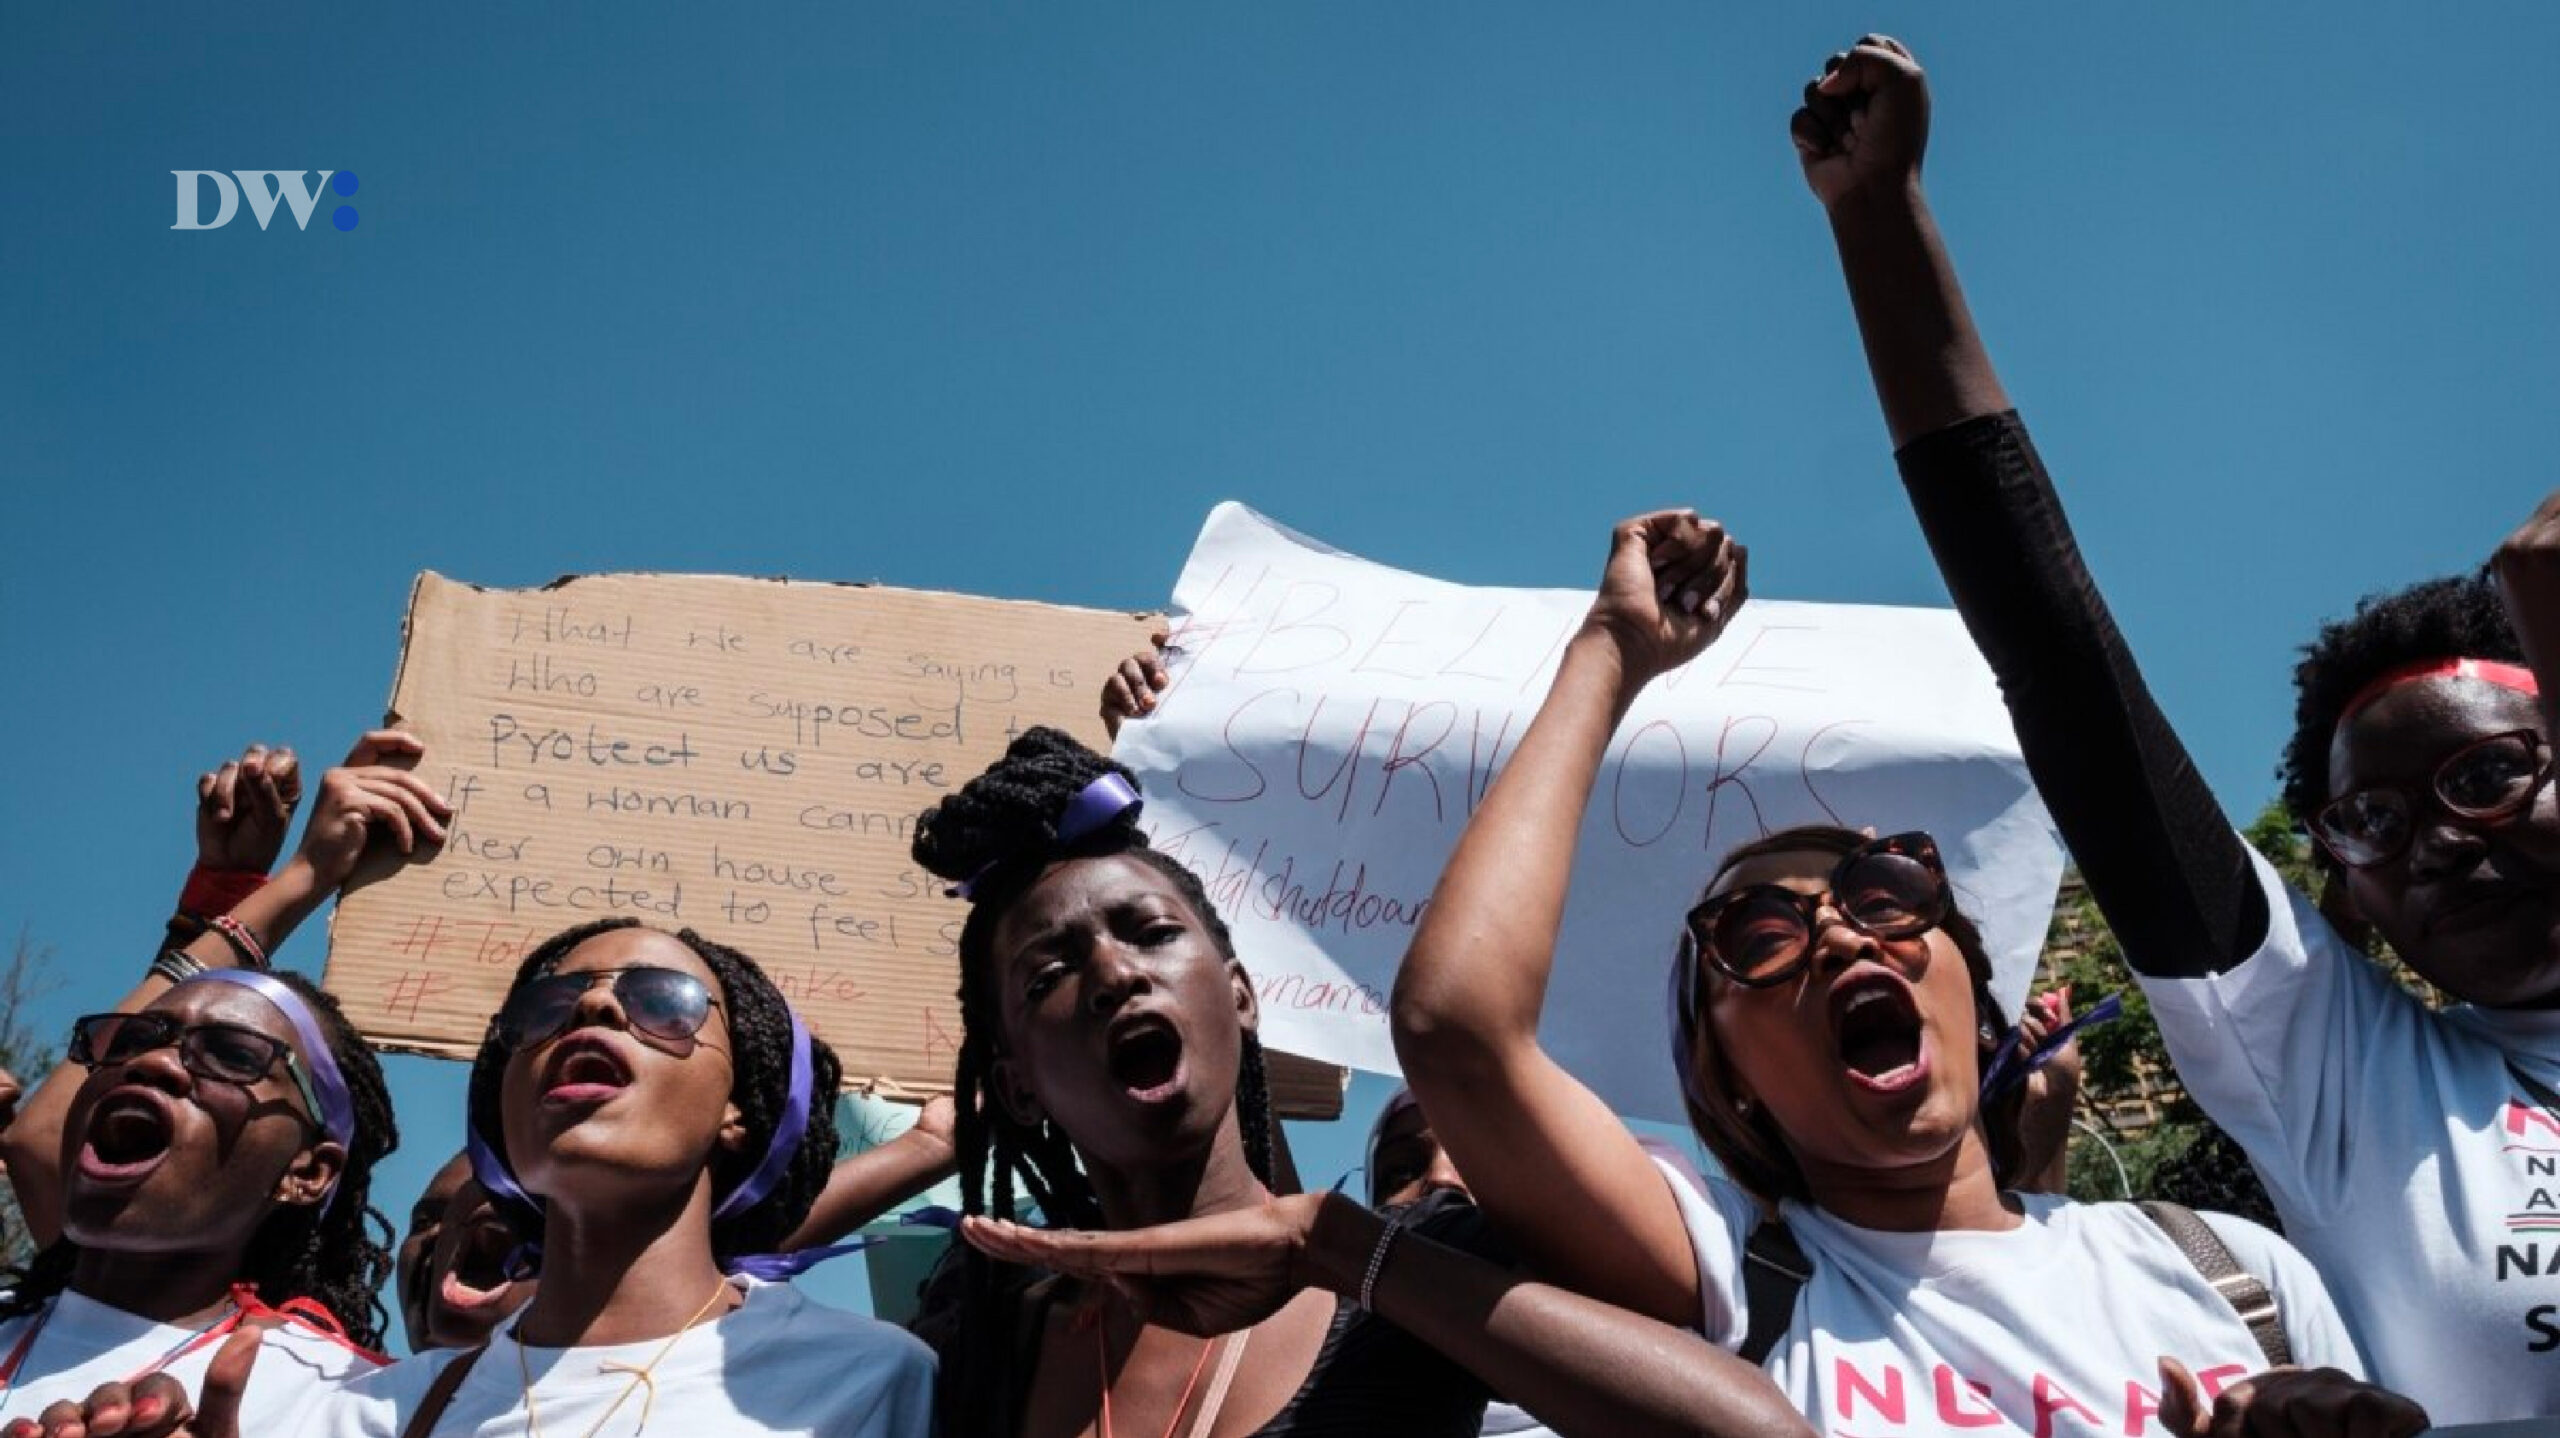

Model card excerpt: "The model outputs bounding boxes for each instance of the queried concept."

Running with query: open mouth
[438,1212,523,1315]
[78,1088,177,1185]
[1106,1015,1187,1104]
[542,1034,634,1107]
[1828,971,1928,1095]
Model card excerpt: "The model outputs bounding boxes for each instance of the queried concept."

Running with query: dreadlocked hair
[0,972,400,1352]
[911,726,1276,1437]
[1668,825,2021,1205]
[466,917,842,1264]
[2278,571,2522,868]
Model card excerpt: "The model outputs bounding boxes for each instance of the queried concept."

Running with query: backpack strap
[2138,1200,2291,1368]
[398,1344,485,1438]
[1737,1218,1812,1366]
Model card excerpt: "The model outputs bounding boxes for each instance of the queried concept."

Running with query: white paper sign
[1114,503,2067,1122]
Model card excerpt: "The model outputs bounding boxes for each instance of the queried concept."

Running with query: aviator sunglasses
[492,965,723,1053]
[68,1011,324,1127]
[2312,729,2553,869]
[1682,831,1950,993]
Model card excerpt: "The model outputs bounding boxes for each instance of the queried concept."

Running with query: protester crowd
[1,37,2552,1437]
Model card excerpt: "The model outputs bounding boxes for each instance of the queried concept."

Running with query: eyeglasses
[491,965,721,1053]
[2312,729,2552,869]
[1682,831,1950,991]
[69,1011,323,1127]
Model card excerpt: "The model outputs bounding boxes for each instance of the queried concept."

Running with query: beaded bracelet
[1357,1209,1408,1312]
[206,913,271,971]
[149,948,209,985]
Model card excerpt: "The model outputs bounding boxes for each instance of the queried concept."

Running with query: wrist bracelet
[207,914,271,971]
[150,949,209,986]
[1357,1209,1408,1312]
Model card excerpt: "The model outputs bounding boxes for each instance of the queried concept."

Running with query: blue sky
[2,3,2544,1344]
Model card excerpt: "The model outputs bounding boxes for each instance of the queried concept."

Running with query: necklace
[514,1276,734,1438]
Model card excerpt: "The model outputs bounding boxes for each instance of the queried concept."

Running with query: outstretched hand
[1791,35,1930,213]
[2156,1357,2427,1438]
[3,1317,269,1438]
[1583,510,1749,685]
[961,1193,1339,1338]
[195,744,303,874]
[294,730,451,891]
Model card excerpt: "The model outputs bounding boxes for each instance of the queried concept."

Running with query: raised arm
[964,1194,1813,1438]
[1802,36,2267,978]
[1391,513,1746,1326]
[0,732,448,1248]
[2492,490,2560,741]
[781,1094,958,1250]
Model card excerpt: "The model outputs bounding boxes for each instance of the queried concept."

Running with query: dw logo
[172,170,361,232]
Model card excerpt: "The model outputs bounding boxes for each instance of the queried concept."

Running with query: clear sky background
[2,3,2545,1347]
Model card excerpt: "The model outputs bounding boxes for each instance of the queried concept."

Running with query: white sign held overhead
[1113,502,2067,1123]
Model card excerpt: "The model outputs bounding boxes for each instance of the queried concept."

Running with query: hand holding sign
[298,730,451,891]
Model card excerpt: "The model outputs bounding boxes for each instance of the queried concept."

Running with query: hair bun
[912,726,1145,884]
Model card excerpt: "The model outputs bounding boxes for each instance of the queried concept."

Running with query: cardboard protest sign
[323,570,1160,1096]
[1113,504,2067,1122]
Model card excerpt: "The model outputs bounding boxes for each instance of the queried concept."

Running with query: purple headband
[954,773,1144,899]
[468,1008,821,1276]
[716,1012,813,1222]
[182,970,358,1211]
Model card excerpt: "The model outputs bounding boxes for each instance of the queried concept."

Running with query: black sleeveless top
[989,1191,1500,1438]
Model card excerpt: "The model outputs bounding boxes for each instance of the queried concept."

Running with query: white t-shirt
[291,1276,934,1438]
[2141,846,2560,1423]
[0,1290,381,1433]
[1648,1145,2363,1437]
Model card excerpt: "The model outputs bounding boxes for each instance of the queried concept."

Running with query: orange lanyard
[0,1294,245,1407]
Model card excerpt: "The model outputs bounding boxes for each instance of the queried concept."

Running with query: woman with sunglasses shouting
[1392,512,2424,1436]
[0,732,434,1436]
[910,725,1819,1438]
[1792,31,2558,1425]
[286,917,934,1438]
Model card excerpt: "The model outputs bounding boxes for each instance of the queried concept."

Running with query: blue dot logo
[333,206,359,231]
[331,170,359,230]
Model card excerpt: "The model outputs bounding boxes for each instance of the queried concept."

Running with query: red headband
[2338,658,2540,731]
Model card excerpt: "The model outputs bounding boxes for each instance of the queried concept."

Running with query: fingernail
[134,1396,162,1422]
[1679,590,1701,613]
[1704,599,1724,625]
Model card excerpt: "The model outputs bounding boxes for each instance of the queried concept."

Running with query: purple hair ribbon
[182,971,356,1211]
[715,1012,812,1222]
[469,1008,824,1278]
[953,773,1144,899]
[1979,993,2124,1101]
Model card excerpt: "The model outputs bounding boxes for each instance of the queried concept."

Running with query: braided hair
[910,726,1276,1437]
[465,918,842,1265]
[0,973,401,1352]
[2277,570,2523,869]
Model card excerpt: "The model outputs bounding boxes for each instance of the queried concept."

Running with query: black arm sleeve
[1895,411,2269,977]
